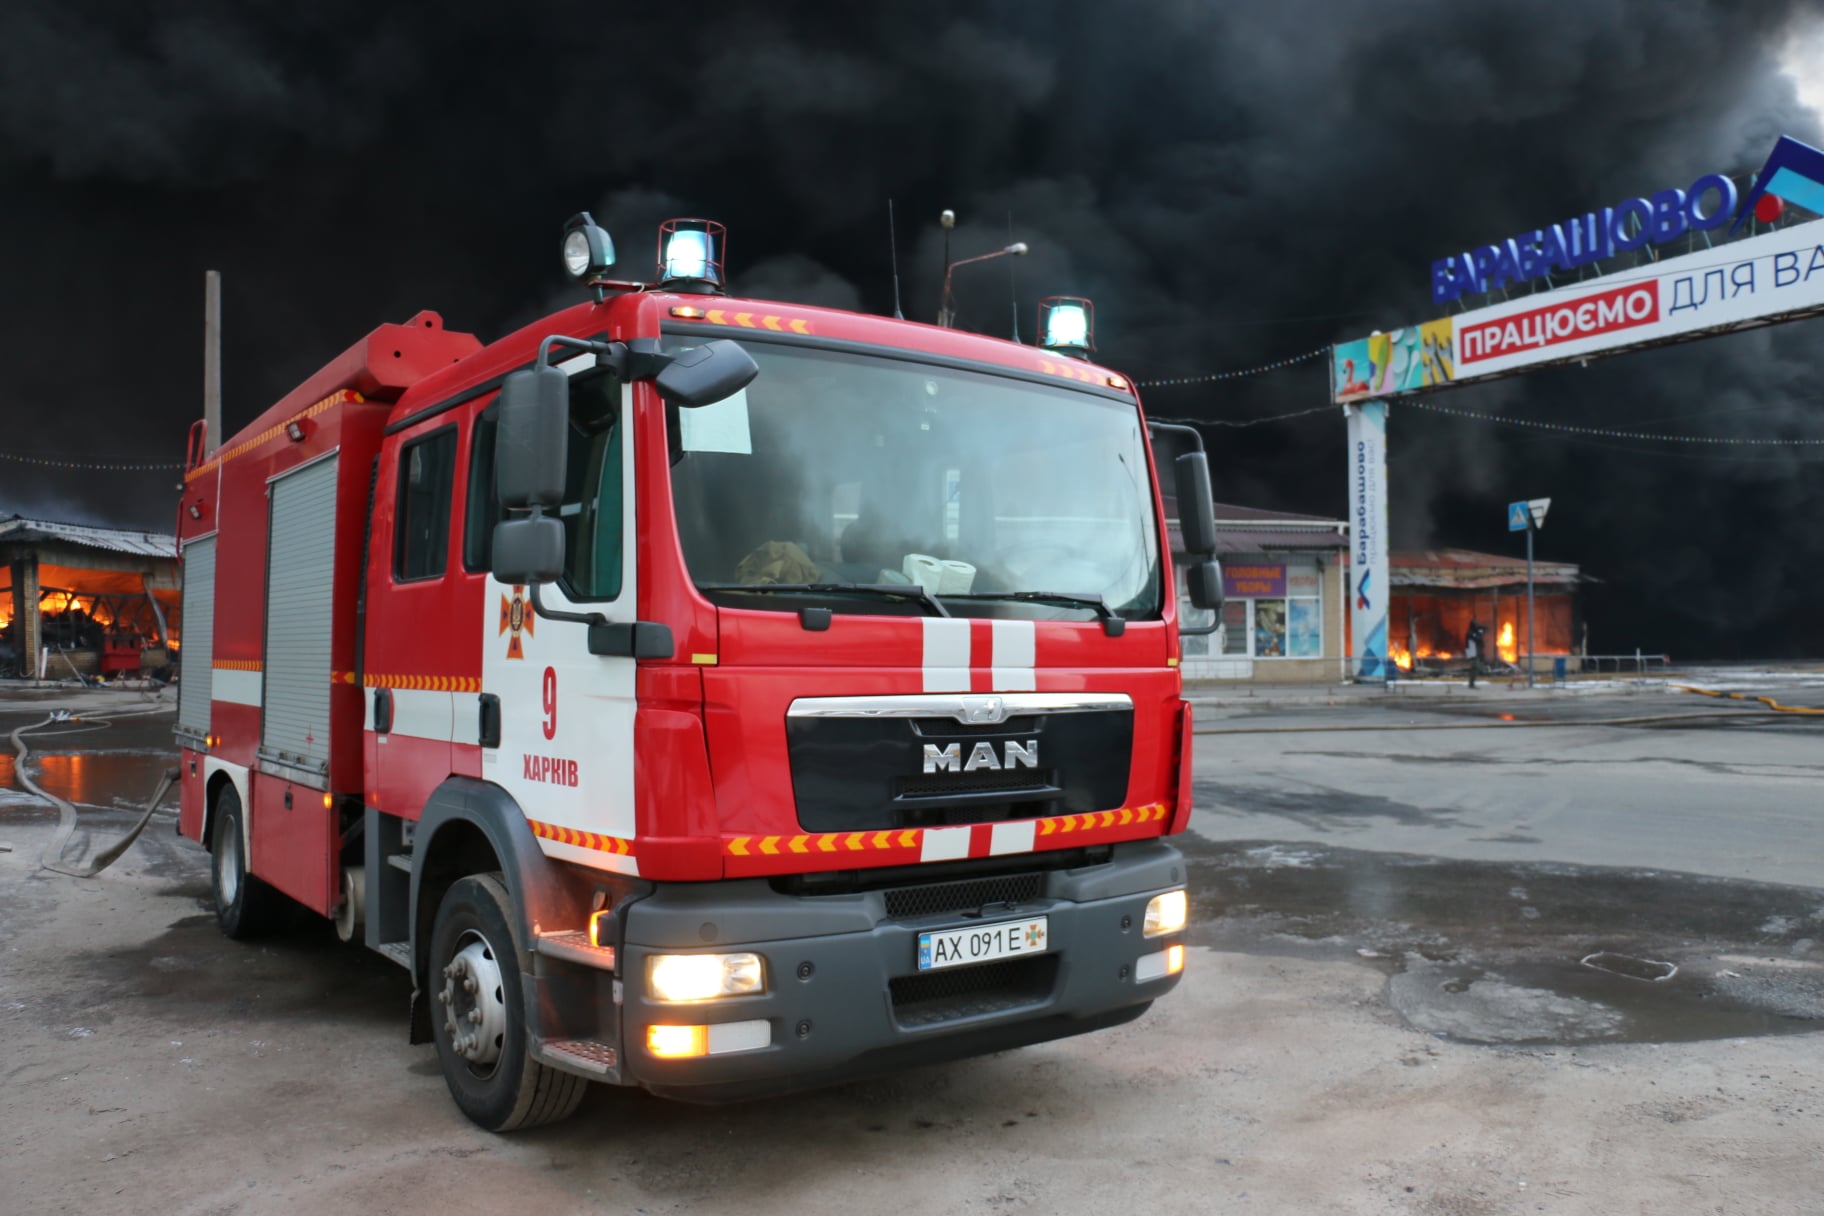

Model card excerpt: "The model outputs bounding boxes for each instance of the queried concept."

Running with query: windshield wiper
[702,582,951,618]
[941,590,1126,635]
[942,590,1111,617]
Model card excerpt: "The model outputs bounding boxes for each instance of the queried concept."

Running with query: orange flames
[1497,621,1517,664]
[34,592,119,626]
[1389,641,1457,672]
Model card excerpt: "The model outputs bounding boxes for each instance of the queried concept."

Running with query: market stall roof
[1167,501,1349,556]
[1390,548,1583,590]
[0,516,176,559]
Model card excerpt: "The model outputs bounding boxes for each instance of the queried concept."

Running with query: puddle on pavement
[0,746,176,812]
[1184,836,1824,1046]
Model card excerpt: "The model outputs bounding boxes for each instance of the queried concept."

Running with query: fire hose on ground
[9,705,180,878]
[1671,684,1824,716]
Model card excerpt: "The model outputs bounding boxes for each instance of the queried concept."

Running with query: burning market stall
[1386,548,1582,675]
[0,517,180,679]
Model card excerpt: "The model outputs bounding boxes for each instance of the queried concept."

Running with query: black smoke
[2,0,1820,657]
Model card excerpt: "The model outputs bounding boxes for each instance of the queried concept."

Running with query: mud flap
[409,986,434,1045]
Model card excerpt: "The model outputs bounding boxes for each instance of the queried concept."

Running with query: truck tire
[429,872,588,1131]
[211,786,284,939]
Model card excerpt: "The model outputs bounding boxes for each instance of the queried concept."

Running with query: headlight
[1144,889,1188,937]
[646,952,765,1002]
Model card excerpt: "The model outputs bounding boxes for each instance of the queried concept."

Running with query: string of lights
[1133,344,1332,388]
[0,450,183,471]
[1405,399,1824,445]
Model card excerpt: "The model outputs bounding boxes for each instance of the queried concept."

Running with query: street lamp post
[935,209,1030,328]
[938,238,1031,328]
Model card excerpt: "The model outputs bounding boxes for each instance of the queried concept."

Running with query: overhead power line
[1151,405,1339,429]
[1405,399,1824,446]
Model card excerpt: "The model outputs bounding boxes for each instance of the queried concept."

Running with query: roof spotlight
[1039,295,1095,356]
[561,212,616,282]
[657,218,727,294]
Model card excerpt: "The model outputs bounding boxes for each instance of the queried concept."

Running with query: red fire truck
[173,215,1223,1130]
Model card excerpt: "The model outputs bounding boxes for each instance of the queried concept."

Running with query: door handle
[478,693,501,749]
[373,686,393,734]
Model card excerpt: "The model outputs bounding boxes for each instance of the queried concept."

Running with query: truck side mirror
[1184,559,1223,612]
[655,339,759,408]
[1173,450,1219,557]
[491,516,565,585]
[497,365,569,509]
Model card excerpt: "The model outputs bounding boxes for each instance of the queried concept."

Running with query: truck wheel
[210,786,283,939]
[429,873,588,1131]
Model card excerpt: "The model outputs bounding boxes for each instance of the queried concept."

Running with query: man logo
[922,740,1039,774]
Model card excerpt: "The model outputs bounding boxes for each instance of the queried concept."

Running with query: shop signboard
[1223,563,1285,598]
[1333,135,1824,404]
[1346,402,1391,680]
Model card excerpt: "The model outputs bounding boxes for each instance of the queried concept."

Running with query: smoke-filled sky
[3,0,1823,657]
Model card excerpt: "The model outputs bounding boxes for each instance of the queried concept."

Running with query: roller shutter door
[261,456,339,772]
[176,537,215,735]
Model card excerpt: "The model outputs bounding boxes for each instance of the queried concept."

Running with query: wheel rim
[438,932,508,1075]
[217,822,240,906]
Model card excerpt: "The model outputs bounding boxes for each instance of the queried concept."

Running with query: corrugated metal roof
[1388,547,1581,589]
[1214,501,1344,524]
[0,516,178,559]
[1216,528,1349,555]
[1167,503,1349,556]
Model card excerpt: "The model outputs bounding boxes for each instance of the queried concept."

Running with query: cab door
[475,352,641,871]
[363,422,462,818]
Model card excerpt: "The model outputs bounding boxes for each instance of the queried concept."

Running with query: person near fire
[1464,618,1487,688]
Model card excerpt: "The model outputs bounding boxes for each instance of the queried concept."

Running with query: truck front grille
[889,955,1059,1027]
[882,873,1044,920]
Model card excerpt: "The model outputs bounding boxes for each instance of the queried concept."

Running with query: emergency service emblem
[498,585,534,660]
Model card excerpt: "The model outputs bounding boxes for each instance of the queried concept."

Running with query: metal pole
[204,270,222,452]
[1526,521,1536,689]
[938,210,955,326]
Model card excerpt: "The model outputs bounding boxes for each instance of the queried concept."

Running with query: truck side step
[534,929,617,972]
[364,809,412,961]
[540,1037,618,1076]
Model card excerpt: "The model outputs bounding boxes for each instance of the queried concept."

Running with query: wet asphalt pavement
[1186,681,1824,1049]
[7,685,1816,1057]
[4,682,1823,1212]
[4,685,1821,1055]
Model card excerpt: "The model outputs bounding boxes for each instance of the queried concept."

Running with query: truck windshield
[667,340,1161,620]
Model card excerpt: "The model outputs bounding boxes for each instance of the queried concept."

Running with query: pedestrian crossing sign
[1508,501,1530,532]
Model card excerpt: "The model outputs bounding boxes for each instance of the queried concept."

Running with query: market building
[1168,504,1586,683]
[1173,503,1350,682]
[0,517,180,680]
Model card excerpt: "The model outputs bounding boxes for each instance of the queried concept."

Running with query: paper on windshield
[679,387,753,454]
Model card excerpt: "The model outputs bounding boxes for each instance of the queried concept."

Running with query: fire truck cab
[174,217,1216,1130]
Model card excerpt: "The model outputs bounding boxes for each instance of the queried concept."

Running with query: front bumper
[614,840,1186,1102]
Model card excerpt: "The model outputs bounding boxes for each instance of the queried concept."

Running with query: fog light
[1144,889,1187,937]
[589,909,612,949]
[1134,944,1186,984]
[646,1024,708,1059]
[647,952,765,1002]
